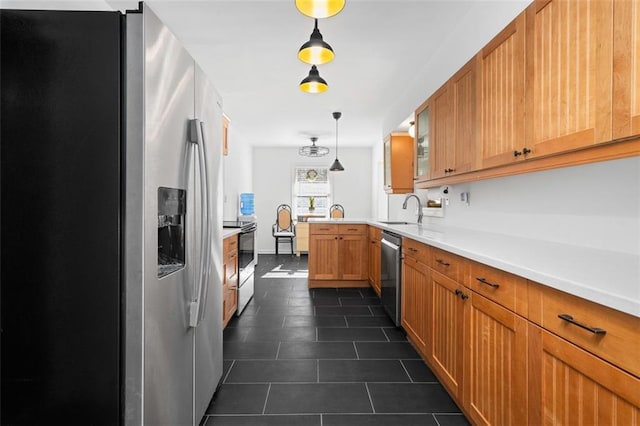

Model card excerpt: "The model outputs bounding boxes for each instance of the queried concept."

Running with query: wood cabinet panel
[223,234,238,328]
[465,293,528,426]
[526,0,613,157]
[428,270,467,399]
[452,58,478,174]
[479,12,527,168]
[467,260,528,316]
[529,324,640,426]
[401,256,429,357]
[340,234,368,280]
[429,85,454,179]
[528,281,640,378]
[429,246,463,282]
[403,237,429,264]
[295,222,309,256]
[613,0,640,139]
[368,227,381,295]
[308,234,340,280]
[384,133,415,194]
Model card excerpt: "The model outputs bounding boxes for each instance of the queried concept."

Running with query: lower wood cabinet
[368,226,382,295]
[223,234,238,328]
[428,270,468,400]
[399,237,639,426]
[401,255,429,357]
[528,324,640,425]
[465,292,528,426]
[308,224,368,287]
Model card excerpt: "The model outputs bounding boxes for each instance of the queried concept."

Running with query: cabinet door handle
[522,147,532,155]
[409,247,418,252]
[558,314,607,335]
[454,289,469,300]
[514,150,523,157]
[436,259,450,267]
[476,277,499,288]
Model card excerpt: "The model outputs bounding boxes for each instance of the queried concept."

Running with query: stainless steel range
[223,221,257,313]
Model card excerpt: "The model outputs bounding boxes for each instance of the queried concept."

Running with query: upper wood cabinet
[613,0,640,140]
[414,99,431,181]
[383,133,414,194]
[525,0,613,157]
[451,57,478,175]
[429,84,454,180]
[478,11,527,168]
[222,113,229,156]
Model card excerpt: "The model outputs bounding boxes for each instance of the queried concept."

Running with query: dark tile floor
[202,254,470,426]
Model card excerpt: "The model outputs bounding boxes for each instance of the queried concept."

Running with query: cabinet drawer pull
[409,247,418,252]
[476,277,500,288]
[436,259,450,267]
[347,228,359,231]
[454,289,469,300]
[320,227,330,231]
[558,314,607,335]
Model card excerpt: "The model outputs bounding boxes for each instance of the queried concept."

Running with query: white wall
[395,157,640,255]
[253,146,372,254]
[222,123,253,220]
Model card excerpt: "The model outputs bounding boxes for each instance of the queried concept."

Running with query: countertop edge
[307,218,640,318]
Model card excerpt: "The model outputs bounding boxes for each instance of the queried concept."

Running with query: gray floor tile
[316,306,372,316]
[402,360,438,382]
[244,327,316,342]
[284,315,347,328]
[319,360,411,382]
[356,342,421,359]
[318,327,387,342]
[265,383,373,414]
[382,327,409,341]
[204,414,321,426]
[346,316,395,327]
[223,341,279,360]
[367,383,461,413]
[434,414,472,426]
[227,314,285,328]
[278,342,357,359]
[206,384,269,414]
[225,360,317,383]
[322,414,437,426]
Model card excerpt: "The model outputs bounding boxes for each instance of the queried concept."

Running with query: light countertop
[222,228,241,239]
[309,218,640,318]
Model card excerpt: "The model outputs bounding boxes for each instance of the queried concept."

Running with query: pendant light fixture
[329,111,344,171]
[299,136,330,157]
[298,19,334,65]
[295,0,346,19]
[300,65,328,93]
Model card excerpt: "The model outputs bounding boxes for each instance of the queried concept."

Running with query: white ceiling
[3,0,529,148]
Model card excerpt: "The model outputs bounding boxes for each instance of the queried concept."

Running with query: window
[293,167,331,220]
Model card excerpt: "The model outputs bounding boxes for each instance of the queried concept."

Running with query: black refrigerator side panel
[1,10,122,425]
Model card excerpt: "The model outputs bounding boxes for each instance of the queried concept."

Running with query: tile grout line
[364,382,376,414]
[275,342,282,360]
[399,359,414,383]
[353,341,360,360]
[261,383,272,415]
[221,360,235,384]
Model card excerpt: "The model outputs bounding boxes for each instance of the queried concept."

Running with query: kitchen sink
[378,221,411,225]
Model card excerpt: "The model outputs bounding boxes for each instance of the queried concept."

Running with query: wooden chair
[330,204,344,218]
[272,204,295,255]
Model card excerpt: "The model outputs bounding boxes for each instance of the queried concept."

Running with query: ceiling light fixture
[329,111,344,171]
[298,19,334,65]
[300,65,328,93]
[299,136,330,157]
[408,121,415,138]
[295,0,346,19]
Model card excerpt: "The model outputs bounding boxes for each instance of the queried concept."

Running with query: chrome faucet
[402,193,424,224]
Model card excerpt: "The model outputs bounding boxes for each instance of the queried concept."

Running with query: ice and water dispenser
[158,187,186,277]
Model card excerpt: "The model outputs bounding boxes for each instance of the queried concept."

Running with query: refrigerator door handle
[197,120,212,325]
[188,118,210,328]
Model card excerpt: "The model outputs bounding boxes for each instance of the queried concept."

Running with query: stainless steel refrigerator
[1,5,223,425]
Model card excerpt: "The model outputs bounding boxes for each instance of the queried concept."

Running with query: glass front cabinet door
[415,101,430,181]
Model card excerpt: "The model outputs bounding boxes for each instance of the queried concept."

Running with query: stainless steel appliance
[1,5,223,425]
[381,231,403,326]
[223,220,257,313]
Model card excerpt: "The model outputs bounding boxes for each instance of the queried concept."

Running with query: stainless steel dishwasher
[381,231,402,326]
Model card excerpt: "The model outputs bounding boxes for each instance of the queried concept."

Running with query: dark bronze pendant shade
[298,19,334,65]
[330,111,344,171]
[300,65,328,93]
